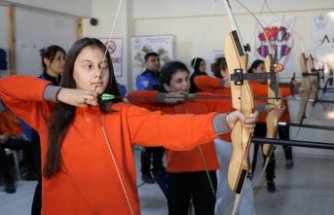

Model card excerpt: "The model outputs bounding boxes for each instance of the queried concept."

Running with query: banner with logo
[311,13,334,70]
[254,17,296,80]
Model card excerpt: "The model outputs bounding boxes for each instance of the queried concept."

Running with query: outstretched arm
[118,104,257,151]
[0,75,52,130]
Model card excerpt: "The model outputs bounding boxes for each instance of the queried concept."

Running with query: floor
[1,146,334,215]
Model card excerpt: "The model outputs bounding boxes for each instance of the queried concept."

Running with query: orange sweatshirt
[128,90,234,173]
[0,75,222,215]
[251,82,291,123]
[194,76,231,96]
[195,75,291,123]
[0,110,23,137]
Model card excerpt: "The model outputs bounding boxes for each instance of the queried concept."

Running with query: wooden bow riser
[225,31,254,194]
[297,53,311,124]
[263,54,282,156]
[308,54,319,100]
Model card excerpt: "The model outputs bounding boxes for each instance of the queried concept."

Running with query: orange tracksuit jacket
[0,110,23,136]
[251,82,291,123]
[0,75,221,215]
[128,90,234,173]
[195,76,291,123]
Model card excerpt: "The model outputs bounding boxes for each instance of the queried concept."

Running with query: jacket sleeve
[114,103,219,151]
[0,115,10,137]
[127,90,159,105]
[0,75,51,130]
[280,85,291,97]
[194,76,222,91]
[251,82,267,97]
[194,92,234,113]
[194,76,232,95]
[127,90,162,112]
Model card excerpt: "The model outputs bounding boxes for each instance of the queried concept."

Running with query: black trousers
[278,125,293,160]
[31,130,42,215]
[167,171,217,215]
[0,146,13,184]
[31,178,42,215]
[0,137,33,183]
[141,146,165,173]
[251,123,276,180]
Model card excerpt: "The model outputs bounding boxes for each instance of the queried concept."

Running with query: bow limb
[308,54,320,101]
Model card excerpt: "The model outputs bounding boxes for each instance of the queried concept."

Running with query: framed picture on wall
[99,38,123,77]
[131,35,174,88]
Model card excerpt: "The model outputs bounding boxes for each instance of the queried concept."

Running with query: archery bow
[262,0,312,128]
[308,54,321,103]
[234,0,285,191]
[263,54,282,156]
[296,52,311,126]
[97,1,137,214]
[222,1,254,214]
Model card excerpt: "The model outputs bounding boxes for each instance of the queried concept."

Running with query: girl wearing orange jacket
[0,38,258,215]
[247,59,293,193]
[128,61,239,215]
[0,105,34,193]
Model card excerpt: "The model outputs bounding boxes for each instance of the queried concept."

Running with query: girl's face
[163,70,190,93]
[73,46,110,95]
[253,63,266,73]
[199,61,206,73]
[45,51,65,77]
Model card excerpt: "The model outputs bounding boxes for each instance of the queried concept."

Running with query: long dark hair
[211,57,227,78]
[159,61,189,92]
[190,57,204,72]
[40,45,66,72]
[248,59,264,73]
[43,38,122,178]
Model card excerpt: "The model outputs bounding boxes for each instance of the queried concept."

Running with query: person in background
[136,52,165,184]
[195,57,256,214]
[129,61,232,214]
[31,45,66,215]
[117,83,127,97]
[0,105,34,193]
[189,57,207,93]
[248,59,293,193]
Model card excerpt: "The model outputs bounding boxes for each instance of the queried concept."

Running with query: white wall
[0,5,8,77]
[14,7,77,76]
[133,0,334,18]
[83,0,132,87]
[0,0,92,17]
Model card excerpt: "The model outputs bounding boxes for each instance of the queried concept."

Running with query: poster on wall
[254,17,296,81]
[131,35,174,88]
[311,13,334,71]
[99,38,123,77]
